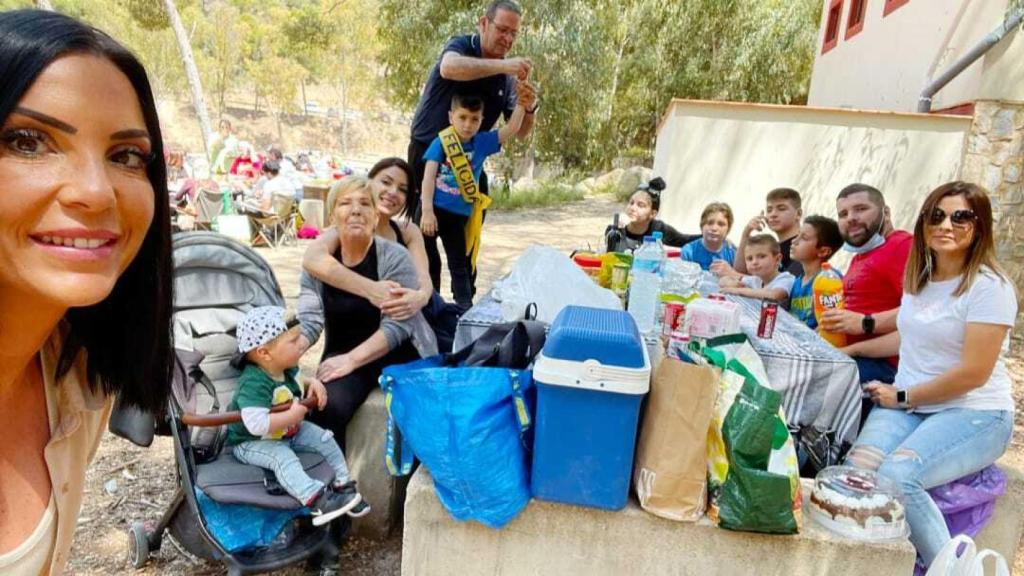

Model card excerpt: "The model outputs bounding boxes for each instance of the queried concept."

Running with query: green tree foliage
[378,0,820,170]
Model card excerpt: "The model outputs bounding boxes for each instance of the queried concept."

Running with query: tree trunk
[34,0,55,9]
[338,78,349,154]
[301,79,308,117]
[518,142,536,180]
[163,0,213,163]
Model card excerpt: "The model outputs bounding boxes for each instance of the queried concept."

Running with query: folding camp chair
[195,187,227,232]
[250,195,297,248]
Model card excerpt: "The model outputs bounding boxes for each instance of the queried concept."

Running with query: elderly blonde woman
[297,176,435,452]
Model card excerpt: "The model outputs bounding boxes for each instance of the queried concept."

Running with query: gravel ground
[65,196,1024,574]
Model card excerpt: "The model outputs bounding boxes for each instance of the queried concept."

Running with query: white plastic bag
[926,535,977,576]
[493,245,622,322]
[969,549,1009,576]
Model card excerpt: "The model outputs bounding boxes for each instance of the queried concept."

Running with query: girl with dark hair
[605,177,698,253]
[0,10,173,573]
[842,182,1016,568]
[303,157,434,321]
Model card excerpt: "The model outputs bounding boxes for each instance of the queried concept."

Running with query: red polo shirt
[843,229,913,365]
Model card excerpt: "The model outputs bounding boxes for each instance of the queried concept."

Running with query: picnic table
[454,275,862,470]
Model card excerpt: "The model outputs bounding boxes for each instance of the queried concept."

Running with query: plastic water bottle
[628,236,661,334]
[651,231,667,273]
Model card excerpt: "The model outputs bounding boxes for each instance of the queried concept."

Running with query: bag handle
[970,549,1009,576]
[381,374,414,477]
[509,370,531,433]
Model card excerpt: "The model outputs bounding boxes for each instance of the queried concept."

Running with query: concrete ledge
[402,468,917,576]
[345,388,408,539]
[975,459,1024,562]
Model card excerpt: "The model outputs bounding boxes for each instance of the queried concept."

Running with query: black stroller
[121,232,344,575]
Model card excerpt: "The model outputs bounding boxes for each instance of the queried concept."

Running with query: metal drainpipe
[918,7,1024,113]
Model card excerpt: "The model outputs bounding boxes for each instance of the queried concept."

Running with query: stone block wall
[958,100,1024,348]
[960,100,1024,352]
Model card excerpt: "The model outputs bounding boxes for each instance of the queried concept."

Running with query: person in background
[267,146,303,200]
[682,202,736,271]
[719,234,795,305]
[787,215,844,330]
[209,118,238,175]
[230,142,262,183]
[0,10,174,573]
[843,182,1015,569]
[604,177,699,253]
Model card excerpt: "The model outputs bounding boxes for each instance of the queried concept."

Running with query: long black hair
[368,156,419,220]
[0,10,173,413]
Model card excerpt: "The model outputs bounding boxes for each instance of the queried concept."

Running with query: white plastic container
[682,298,741,339]
[808,466,909,542]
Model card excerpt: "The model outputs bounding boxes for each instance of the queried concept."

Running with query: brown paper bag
[633,357,720,521]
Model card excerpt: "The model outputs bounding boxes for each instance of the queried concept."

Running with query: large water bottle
[628,236,661,334]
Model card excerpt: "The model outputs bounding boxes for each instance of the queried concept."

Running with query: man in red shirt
[820,184,913,387]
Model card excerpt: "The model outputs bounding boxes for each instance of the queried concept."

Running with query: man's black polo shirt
[410,34,518,146]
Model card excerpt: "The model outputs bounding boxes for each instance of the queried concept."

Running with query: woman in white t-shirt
[842,181,1016,568]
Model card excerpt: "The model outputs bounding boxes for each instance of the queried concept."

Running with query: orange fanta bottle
[813,263,847,347]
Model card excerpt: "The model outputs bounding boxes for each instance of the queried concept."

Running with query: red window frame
[845,0,867,39]
[883,0,909,17]
[822,0,844,54]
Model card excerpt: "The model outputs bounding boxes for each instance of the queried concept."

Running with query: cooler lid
[533,344,650,395]
[543,306,645,369]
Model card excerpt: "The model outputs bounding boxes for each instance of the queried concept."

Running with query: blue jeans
[848,407,1013,565]
[233,421,351,504]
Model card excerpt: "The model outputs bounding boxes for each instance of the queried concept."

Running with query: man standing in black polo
[408,0,538,300]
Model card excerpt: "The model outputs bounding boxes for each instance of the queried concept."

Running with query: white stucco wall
[652,100,972,249]
[807,0,1015,112]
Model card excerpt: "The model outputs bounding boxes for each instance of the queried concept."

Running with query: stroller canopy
[172,232,286,349]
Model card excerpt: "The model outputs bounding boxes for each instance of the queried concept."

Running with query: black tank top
[388,220,407,248]
[321,240,380,360]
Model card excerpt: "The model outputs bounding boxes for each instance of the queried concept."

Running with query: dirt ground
[68,195,1024,575]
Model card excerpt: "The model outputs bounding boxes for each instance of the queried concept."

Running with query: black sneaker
[334,480,371,518]
[309,487,361,526]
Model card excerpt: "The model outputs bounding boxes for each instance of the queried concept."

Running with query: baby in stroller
[227,306,369,525]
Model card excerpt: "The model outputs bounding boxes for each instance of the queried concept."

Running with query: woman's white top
[894,270,1018,413]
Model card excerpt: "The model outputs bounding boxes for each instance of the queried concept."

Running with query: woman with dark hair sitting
[842,182,1016,568]
[605,177,699,253]
[0,10,173,574]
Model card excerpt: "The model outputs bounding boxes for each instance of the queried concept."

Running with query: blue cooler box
[531,306,650,510]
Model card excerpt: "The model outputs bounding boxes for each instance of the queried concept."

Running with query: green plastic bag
[697,334,801,534]
[717,379,799,534]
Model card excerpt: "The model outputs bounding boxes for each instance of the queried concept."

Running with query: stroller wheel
[127,522,150,568]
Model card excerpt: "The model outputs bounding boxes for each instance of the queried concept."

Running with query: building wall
[652,100,971,250]
[807,0,1014,112]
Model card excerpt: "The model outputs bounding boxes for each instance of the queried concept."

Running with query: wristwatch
[896,389,910,409]
[862,313,875,335]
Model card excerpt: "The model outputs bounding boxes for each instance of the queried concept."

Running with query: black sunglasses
[925,207,977,227]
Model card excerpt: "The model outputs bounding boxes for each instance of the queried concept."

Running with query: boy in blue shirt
[681,201,736,271]
[786,215,844,329]
[421,92,526,308]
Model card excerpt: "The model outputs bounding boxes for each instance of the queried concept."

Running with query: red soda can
[662,302,686,338]
[758,301,778,339]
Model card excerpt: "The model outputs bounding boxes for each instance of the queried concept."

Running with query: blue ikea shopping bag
[380,356,534,529]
